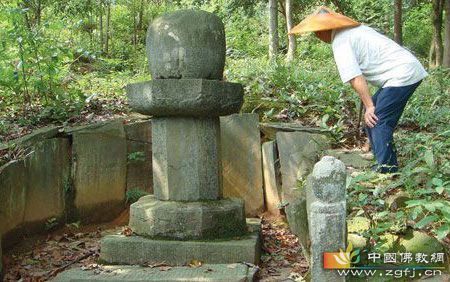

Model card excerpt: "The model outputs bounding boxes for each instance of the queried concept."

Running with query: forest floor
[2,212,307,282]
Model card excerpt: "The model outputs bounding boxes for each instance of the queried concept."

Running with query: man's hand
[364,106,378,128]
[349,75,378,128]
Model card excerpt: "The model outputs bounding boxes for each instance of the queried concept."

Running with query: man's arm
[349,75,378,128]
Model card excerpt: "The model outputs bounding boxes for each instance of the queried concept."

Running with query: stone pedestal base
[99,219,261,266]
[130,195,246,240]
[52,264,258,282]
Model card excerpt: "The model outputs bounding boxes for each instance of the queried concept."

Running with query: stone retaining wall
[0,119,153,248]
[0,117,331,251]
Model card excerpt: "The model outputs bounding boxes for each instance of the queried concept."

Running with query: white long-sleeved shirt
[332,25,428,88]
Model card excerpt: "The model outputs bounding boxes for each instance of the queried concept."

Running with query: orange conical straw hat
[289,6,360,35]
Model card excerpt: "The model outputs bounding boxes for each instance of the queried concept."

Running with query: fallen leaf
[159,266,172,271]
[189,259,203,268]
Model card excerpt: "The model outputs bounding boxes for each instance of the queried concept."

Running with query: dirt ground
[2,210,308,282]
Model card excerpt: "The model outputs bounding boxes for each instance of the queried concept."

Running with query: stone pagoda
[99,9,261,266]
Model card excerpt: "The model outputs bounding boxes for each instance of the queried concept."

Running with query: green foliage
[128,151,146,163]
[348,130,450,245]
[226,45,356,145]
[351,0,391,32]
[45,217,58,230]
[126,188,148,204]
[403,2,433,58]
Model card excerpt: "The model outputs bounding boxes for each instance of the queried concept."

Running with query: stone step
[51,264,258,282]
[99,220,261,266]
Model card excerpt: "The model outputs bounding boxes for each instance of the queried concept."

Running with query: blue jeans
[366,81,422,173]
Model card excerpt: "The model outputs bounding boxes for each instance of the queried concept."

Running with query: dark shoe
[371,164,398,174]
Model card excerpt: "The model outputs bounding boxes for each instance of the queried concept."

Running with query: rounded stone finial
[310,156,347,203]
[146,10,226,80]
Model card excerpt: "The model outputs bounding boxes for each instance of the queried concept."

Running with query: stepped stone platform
[52,264,258,282]
[100,218,261,266]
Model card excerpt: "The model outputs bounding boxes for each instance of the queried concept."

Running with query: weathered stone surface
[153,117,222,201]
[399,230,445,255]
[379,230,445,256]
[127,79,243,117]
[306,156,346,282]
[325,149,372,169]
[0,138,70,246]
[0,160,27,238]
[125,120,153,193]
[11,126,62,148]
[100,220,261,265]
[221,113,264,217]
[71,121,127,223]
[261,141,282,215]
[146,10,225,79]
[22,138,70,229]
[285,197,310,260]
[260,122,328,142]
[129,195,246,240]
[52,264,258,282]
[277,132,329,204]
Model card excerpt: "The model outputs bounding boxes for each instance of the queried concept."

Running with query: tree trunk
[138,0,145,44]
[285,0,295,62]
[99,0,104,53]
[105,0,111,55]
[431,0,444,67]
[36,0,41,26]
[394,0,403,45]
[443,0,450,67]
[88,0,93,48]
[429,39,436,68]
[133,2,137,48]
[269,0,278,60]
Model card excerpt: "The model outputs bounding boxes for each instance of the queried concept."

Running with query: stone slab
[324,149,372,169]
[127,79,243,117]
[9,126,62,148]
[152,117,222,201]
[261,141,282,215]
[0,160,26,238]
[100,220,261,266]
[129,195,246,240]
[125,120,153,193]
[260,122,328,142]
[285,197,310,260]
[71,120,127,223]
[23,138,70,224]
[276,131,329,204]
[221,114,264,217]
[51,264,258,282]
[0,139,70,246]
[146,10,226,80]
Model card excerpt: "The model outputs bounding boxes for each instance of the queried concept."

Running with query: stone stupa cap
[146,9,226,80]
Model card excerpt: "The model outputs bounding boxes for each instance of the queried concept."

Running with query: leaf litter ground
[3,213,308,281]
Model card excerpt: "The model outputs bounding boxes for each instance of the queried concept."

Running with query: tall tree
[285,0,295,62]
[430,0,444,67]
[269,0,278,60]
[105,0,111,55]
[443,0,450,67]
[394,0,403,45]
[99,0,104,52]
